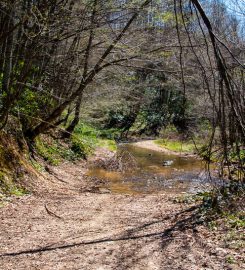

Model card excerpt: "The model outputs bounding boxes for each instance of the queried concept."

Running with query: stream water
[87,143,213,195]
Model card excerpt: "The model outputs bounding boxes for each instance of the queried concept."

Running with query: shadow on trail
[0,205,200,258]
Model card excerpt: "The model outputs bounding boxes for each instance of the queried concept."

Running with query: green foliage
[34,121,118,165]
[36,135,91,164]
[72,122,98,157]
[199,120,212,133]
[197,187,245,228]
[17,88,40,116]
[173,189,244,252]
[73,119,119,139]
[172,194,202,204]
[161,124,178,135]
[0,171,27,197]
[30,159,45,172]
[105,106,137,133]
[225,213,245,229]
[99,128,121,140]
[71,135,93,159]
[229,149,245,164]
[35,138,62,165]
[137,69,189,134]
[13,87,55,131]
[97,139,117,151]
[207,220,218,230]
[74,122,99,139]
[97,65,191,136]
[157,11,177,24]
[198,144,215,162]
[72,121,118,152]
[226,256,235,264]
[224,230,245,250]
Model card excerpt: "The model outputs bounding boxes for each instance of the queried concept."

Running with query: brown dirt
[0,147,244,270]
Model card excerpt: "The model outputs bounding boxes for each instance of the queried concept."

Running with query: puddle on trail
[87,143,213,195]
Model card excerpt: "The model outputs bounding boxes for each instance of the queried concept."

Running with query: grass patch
[70,135,94,159]
[73,122,117,152]
[35,122,118,166]
[154,139,200,153]
[97,139,117,151]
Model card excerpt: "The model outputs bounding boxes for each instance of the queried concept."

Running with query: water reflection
[87,143,212,194]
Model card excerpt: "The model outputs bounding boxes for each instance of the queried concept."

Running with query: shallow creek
[87,143,213,195]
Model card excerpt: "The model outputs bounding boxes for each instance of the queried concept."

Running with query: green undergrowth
[0,171,28,199]
[154,138,200,153]
[35,122,117,165]
[200,186,244,228]
[0,129,30,199]
[99,128,122,140]
[35,137,76,165]
[97,139,117,151]
[73,122,117,152]
[175,187,244,229]
[174,186,244,250]
[30,159,45,172]
[35,135,93,165]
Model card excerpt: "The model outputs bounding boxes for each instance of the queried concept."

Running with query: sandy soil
[0,147,243,270]
[132,140,194,156]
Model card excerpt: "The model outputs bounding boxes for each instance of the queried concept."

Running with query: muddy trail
[0,144,243,270]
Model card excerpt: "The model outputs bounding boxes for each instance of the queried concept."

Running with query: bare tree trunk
[0,10,14,128]
[190,0,245,138]
[65,95,82,136]
[65,0,97,136]
[24,0,152,141]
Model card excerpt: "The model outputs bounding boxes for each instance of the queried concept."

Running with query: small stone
[162,160,174,166]
[98,188,111,194]
[215,247,228,256]
[187,254,196,263]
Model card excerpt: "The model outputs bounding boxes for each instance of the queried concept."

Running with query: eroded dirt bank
[0,147,243,270]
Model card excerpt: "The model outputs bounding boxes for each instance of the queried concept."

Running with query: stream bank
[0,142,244,270]
[87,142,210,195]
[132,140,196,156]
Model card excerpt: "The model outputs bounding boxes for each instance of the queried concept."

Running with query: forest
[0,0,244,269]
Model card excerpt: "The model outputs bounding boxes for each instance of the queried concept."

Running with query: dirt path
[0,148,243,270]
